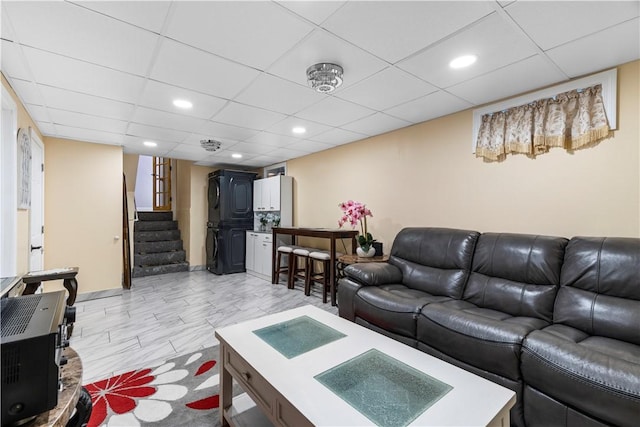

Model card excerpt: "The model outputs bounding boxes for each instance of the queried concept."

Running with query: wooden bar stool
[306,251,342,303]
[290,247,315,289]
[275,245,303,286]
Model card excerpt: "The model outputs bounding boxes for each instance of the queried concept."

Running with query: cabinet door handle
[242,371,251,382]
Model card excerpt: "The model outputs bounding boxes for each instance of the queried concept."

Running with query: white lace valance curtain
[476,84,610,161]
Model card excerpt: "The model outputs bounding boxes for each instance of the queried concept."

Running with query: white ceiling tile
[447,55,568,105]
[22,47,146,104]
[506,1,639,51]
[1,4,16,41]
[310,128,367,145]
[212,102,287,131]
[163,151,207,162]
[127,123,189,144]
[4,1,159,76]
[150,39,260,99]
[166,1,313,70]
[224,141,277,155]
[38,85,135,121]
[55,125,125,146]
[7,78,45,106]
[336,67,438,111]
[235,74,324,115]
[122,135,178,154]
[49,108,129,134]
[199,121,259,142]
[277,1,346,25]
[265,147,308,160]
[239,155,284,168]
[267,29,388,88]
[71,1,172,33]
[1,40,31,80]
[166,143,210,155]
[296,96,375,127]
[139,80,227,120]
[546,18,640,78]
[245,132,305,148]
[264,116,332,139]
[35,122,56,135]
[341,112,412,136]
[131,107,207,134]
[322,1,494,63]
[288,139,334,154]
[24,104,49,122]
[385,91,473,124]
[398,13,538,88]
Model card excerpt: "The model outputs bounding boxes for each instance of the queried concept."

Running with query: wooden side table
[22,267,79,337]
[337,254,390,279]
[21,267,79,306]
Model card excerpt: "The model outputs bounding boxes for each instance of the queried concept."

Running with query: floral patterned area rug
[85,346,230,427]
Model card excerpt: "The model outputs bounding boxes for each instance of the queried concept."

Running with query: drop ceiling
[1,1,638,169]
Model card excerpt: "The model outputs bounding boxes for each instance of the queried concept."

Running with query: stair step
[135,240,184,254]
[138,211,173,221]
[135,250,186,267]
[134,220,178,232]
[135,229,181,242]
[132,262,189,278]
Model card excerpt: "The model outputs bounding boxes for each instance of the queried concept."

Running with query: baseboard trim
[189,265,206,271]
[76,288,123,302]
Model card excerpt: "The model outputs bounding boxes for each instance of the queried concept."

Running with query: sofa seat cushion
[521,324,640,427]
[417,300,549,381]
[354,285,452,339]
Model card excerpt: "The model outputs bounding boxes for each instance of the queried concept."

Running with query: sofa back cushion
[464,233,568,322]
[555,237,640,345]
[389,227,480,299]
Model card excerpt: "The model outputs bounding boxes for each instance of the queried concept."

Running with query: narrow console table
[21,267,79,306]
[271,228,357,306]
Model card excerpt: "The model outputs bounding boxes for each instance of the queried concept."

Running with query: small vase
[259,223,266,232]
[356,246,376,258]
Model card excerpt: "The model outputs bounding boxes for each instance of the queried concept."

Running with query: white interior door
[29,130,44,272]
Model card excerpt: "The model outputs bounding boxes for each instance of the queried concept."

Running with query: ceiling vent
[200,139,222,152]
[306,63,343,93]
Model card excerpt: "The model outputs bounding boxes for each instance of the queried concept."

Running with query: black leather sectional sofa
[338,228,639,427]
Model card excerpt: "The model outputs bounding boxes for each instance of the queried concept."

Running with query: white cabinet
[246,232,272,279]
[253,176,292,215]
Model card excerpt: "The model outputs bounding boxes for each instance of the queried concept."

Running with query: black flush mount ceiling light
[306,63,343,93]
[200,139,222,152]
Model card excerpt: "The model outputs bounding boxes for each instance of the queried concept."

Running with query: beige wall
[189,165,213,267]
[2,74,45,275]
[175,161,214,267]
[43,137,123,294]
[288,60,640,250]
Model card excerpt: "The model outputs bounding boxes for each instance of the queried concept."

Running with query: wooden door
[153,157,171,211]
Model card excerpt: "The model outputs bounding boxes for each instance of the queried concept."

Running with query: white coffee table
[215,305,515,427]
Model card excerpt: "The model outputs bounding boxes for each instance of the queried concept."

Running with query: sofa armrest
[344,262,403,286]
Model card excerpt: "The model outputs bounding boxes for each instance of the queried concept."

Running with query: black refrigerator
[206,170,257,274]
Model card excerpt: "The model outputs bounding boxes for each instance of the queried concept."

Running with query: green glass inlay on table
[252,315,346,358]
[315,349,453,427]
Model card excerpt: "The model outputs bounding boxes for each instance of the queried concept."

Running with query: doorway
[29,130,44,271]
[134,155,173,212]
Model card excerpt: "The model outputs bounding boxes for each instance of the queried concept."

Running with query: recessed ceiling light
[231,153,242,159]
[143,141,157,147]
[449,55,477,69]
[292,126,306,134]
[173,99,193,109]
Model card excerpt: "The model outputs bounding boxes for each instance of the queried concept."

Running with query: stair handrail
[122,174,132,289]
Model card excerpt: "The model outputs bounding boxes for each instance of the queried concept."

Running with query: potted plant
[338,200,375,257]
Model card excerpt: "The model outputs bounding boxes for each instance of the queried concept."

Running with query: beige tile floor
[69,270,337,384]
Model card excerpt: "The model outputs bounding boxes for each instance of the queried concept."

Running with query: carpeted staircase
[133,211,189,277]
